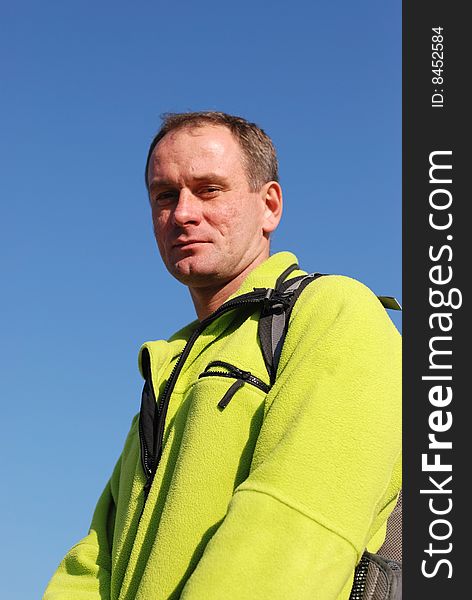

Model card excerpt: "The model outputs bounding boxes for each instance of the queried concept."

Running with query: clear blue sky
[0,2,401,598]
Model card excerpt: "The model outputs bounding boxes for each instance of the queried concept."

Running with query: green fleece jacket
[44,252,402,600]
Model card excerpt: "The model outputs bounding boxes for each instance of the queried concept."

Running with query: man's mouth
[173,239,209,249]
[173,238,208,247]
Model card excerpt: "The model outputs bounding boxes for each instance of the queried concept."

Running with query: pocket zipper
[199,361,270,409]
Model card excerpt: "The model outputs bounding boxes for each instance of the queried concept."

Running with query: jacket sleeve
[42,454,121,600]
[180,276,402,600]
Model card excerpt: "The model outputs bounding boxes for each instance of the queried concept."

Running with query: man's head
[145,112,279,193]
[145,111,283,293]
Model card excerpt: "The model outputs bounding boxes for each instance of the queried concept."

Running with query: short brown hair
[144,111,279,192]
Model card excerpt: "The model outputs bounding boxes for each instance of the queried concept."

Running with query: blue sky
[0,2,401,597]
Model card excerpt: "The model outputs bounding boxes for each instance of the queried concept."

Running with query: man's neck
[189,254,269,321]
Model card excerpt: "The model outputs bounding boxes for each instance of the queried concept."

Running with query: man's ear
[261,181,283,235]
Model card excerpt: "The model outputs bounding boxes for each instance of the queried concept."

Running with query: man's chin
[168,256,220,286]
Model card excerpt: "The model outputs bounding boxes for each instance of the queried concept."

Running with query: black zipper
[139,373,157,495]
[199,360,270,409]
[140,287,293,498]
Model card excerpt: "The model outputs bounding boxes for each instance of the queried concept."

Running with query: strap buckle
[254,287,293,313]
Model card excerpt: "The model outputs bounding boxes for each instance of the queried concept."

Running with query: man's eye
[199,186,220,196]
[154,191,178,204]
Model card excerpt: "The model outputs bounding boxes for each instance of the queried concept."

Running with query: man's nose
[172,189,201,226]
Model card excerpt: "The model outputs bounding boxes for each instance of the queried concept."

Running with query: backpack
[257,263,402,600]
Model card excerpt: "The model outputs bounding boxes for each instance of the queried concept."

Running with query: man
[44,112,401,599]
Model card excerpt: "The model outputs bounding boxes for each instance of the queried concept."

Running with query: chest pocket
[174,360,269,492]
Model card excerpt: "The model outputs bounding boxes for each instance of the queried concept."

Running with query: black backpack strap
[274,262,300,289]
[258,267,402,385]
[258,267,326,385]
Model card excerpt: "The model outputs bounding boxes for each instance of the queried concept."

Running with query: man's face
[147,125,277,289]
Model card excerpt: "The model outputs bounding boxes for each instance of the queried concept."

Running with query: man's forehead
[153,124,238,156]
[148,124,245,179]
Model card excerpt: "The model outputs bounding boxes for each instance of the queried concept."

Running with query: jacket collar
[227,251,302,299]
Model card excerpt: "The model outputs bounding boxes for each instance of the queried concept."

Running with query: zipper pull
[218,379,245,410]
